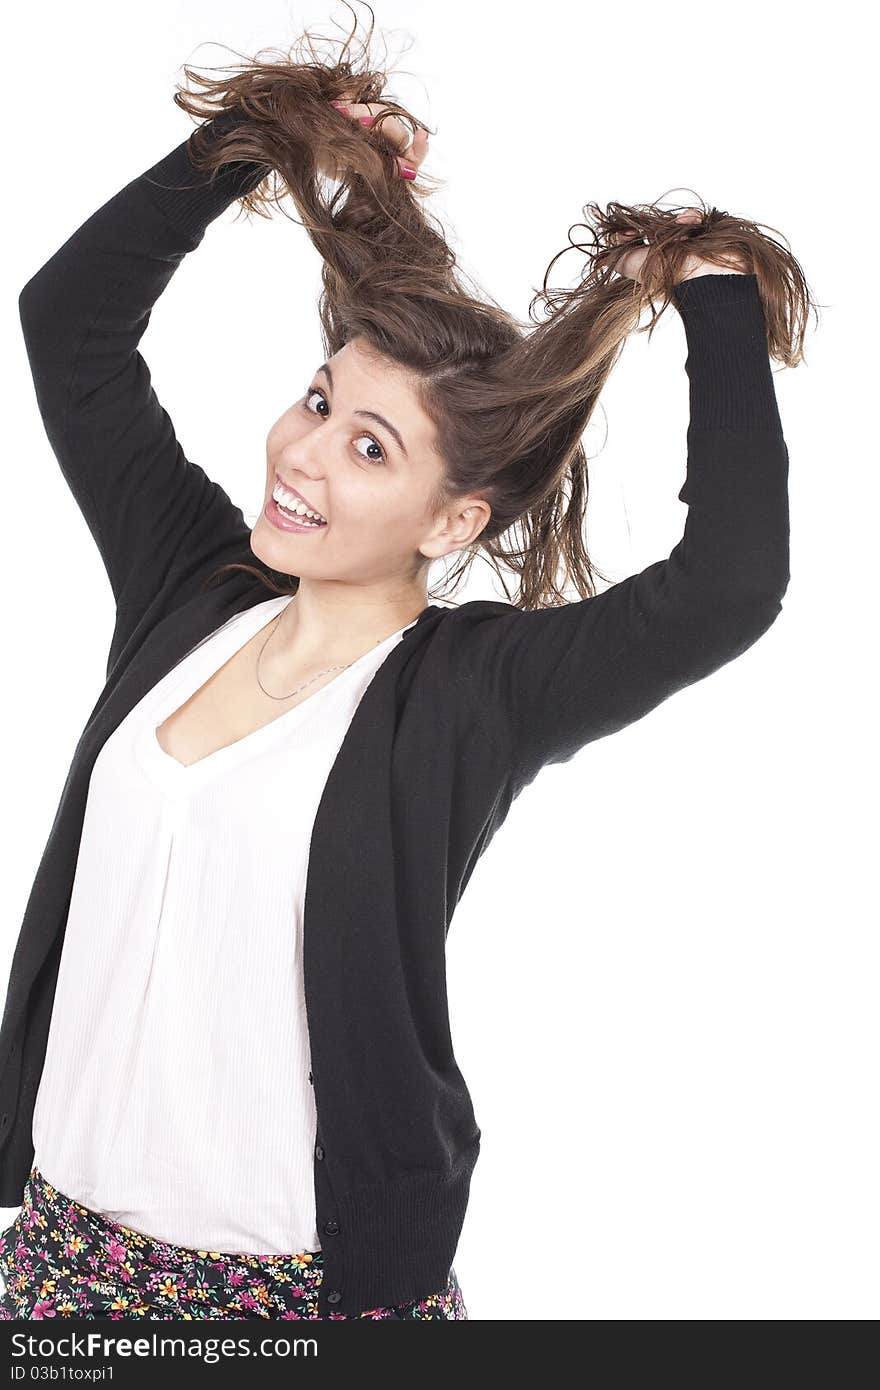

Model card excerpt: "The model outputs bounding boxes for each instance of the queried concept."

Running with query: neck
[269,582,429,665]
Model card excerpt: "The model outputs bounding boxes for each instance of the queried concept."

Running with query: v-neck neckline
[135,595,417,794]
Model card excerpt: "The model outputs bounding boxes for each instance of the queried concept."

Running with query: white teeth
[272,480,326,523]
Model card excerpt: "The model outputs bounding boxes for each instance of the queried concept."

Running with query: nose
[280,432,327,479]
[274,442,328,512]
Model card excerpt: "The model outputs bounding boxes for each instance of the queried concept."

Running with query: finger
[615,245,648,280]
[396,125,429,170]
[329,101,429,177]
[386,116,428,163]
[353,104,421,154]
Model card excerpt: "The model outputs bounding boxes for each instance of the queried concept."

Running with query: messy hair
[172,0,811,610]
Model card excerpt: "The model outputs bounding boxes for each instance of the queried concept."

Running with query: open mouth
[271,475,327,526]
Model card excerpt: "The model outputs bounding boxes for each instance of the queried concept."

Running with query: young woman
[0,14,809,1321]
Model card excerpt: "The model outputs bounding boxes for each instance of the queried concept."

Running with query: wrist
[677,264,749,283]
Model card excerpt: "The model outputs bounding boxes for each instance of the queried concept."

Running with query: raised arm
[454,272,790,789]
[17,108,270,618]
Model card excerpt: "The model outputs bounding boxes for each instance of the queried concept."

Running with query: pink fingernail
[401,165,417,180]
[358,116,375,126]
[331,102,350,113]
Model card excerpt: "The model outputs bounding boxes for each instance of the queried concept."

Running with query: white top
[31,593,417,1255]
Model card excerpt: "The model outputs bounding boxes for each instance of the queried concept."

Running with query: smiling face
[251,336,489,591]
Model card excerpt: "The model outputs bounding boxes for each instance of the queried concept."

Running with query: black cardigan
[0,118,790,1316]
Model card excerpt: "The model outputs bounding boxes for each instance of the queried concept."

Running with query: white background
[2,0,875,1320]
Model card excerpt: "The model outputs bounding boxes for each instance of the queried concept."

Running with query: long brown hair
[172,1,813,610]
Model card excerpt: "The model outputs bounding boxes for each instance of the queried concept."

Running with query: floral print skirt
[0,1167,467,1320]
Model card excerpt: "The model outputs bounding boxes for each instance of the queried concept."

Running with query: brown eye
[304,387,329,416]
[354,435,386,465]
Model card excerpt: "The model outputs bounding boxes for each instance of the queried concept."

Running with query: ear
[421,497,491,559]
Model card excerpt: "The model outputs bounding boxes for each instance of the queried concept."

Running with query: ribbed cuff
[672,273,783,431]
[141,108,271,244]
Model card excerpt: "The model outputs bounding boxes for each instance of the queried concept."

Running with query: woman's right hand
[326,99,430,180]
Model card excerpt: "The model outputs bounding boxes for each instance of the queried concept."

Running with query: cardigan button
[308,1070,313,1085]
[322,1220,340,1236]
[315,1144,325,1161]
[326,1289,342,1305]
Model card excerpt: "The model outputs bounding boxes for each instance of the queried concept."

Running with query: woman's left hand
[613,209,749,283]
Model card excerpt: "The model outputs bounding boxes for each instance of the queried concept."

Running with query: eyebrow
[315,362,409,460]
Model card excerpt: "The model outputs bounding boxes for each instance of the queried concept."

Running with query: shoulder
[435,597,521,627]
[427,597,525,655]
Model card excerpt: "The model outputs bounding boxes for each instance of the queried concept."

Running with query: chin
[249,518,288,569]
